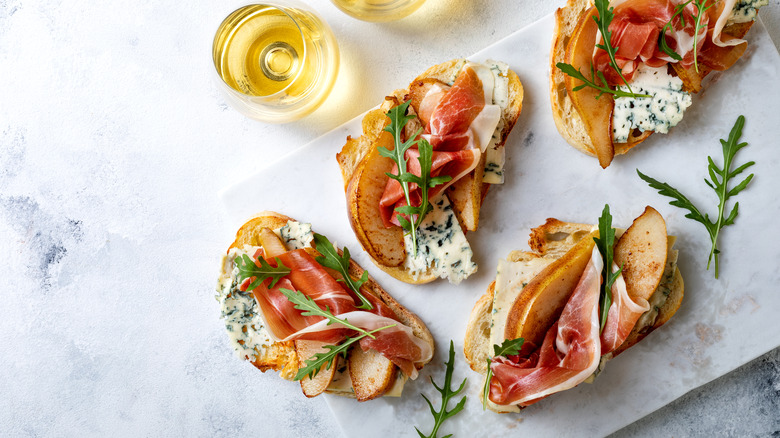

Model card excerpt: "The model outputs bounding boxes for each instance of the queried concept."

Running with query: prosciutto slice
[599,265,651,354]
[242,248,432,378]
[489,247,603,406]
[594,0,707,85]
[378,63,502,229]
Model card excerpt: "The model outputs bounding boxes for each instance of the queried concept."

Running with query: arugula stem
[391,120,420,256]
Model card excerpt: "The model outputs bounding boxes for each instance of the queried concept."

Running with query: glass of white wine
[212,2,339,123]
[330,0,426,22]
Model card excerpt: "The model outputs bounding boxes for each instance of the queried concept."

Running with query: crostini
[216,212,434,400]
[337,59,524,284]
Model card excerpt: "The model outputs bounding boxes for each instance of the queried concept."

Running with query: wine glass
[212,1,340,123]
[330,0,426,22]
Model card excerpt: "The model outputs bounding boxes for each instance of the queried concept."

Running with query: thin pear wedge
[295,340,339,398]
[614,206,668,303]
[346,131,406,268]
[504,230,598,350]
[564,6,614,168]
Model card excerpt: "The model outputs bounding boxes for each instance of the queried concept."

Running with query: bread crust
[219,212,434,399]
[338,59,524,283]
[463,215,684,411]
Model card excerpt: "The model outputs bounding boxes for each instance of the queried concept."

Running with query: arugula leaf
[593,0,634,92]
[235,254,290,290]
[658,0,692,61]
[482,337,524,410]
[312,233,373,310]
[593,204,622,333]
[556,62,650,99]
[637,115,754,278]
[278,288,380,339]
[293,324,396,381]
[416,341,467,438]
[692,0,714,73]
[380,101,451,256]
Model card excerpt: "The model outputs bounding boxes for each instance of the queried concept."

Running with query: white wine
[330,0,426,22]
[212,3,339,122]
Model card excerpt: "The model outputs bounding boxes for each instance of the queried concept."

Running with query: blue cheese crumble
[728,0,767,24]
[216,246,273,361]
[278,220,313,249]
[403,194,477,284]
[612,64,692,143]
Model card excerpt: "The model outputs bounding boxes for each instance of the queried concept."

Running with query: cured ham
[242,247,432,378]
[594,0,707,85]
[599,265,651,354]
[592,0,754,85]
[488,247,603,406]
[378,63,502,229]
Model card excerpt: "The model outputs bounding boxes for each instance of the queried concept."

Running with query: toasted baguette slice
[550,0,760,162]
[463,209,684,412]
[217,212,434,400]
[337,59,524,284]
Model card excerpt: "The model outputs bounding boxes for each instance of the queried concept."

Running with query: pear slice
[257,227,288,257]
[346,131,406,267]
[295,340,338,398]
[348,345,397,401]
[564,6,615,168]
[446,152,486,231]
[504,230,598,350]
[614,206,668,302]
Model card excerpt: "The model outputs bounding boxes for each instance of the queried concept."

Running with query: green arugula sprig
[637,115,754,278]
[293,325,395,381]
[312,233,372,310]
[380,100,452,257]
[658,0,693,61]
[692,0,713,73]
[482,337,525,410]
[593,205,623,333]
[235,254,290,290]
[593,0,634,92]
[556,63,651,99]
[416,341,467,438]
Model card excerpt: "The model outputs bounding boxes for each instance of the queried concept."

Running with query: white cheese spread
[612,64,692,143]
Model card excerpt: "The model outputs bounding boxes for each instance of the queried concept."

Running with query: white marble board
[222,13,780,438]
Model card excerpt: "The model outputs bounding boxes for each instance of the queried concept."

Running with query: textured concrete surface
[1,0,778,436]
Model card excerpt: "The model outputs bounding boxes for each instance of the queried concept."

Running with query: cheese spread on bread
[613,64,692,143]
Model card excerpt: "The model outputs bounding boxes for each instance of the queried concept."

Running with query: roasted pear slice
[446,152,486,231]
[504,230,598,351]
[564,6,615,168]
[346,131,406,268]
[257,227,287,257]
[295,340,339,397]
[614,206,668,302]
[348,345,397,401]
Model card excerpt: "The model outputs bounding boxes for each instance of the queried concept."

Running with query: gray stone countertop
[1,0,778,436]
